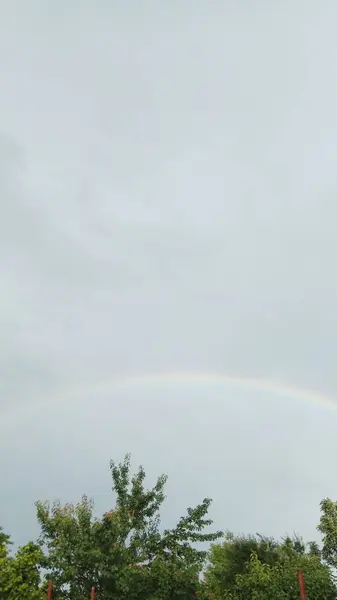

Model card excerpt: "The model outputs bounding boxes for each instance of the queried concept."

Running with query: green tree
[0,528,11,559]
[204,531,280,594]
[318,497,337,569]
[36,454,223,600]
[204,532,337,600]
[0,538,44,600]
[233,551,337,600]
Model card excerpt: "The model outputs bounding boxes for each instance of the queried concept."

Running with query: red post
[91,586,95,600]
[47,581,52,600]
[297,569,307,600]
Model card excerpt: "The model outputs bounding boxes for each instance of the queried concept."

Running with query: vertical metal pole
[91,586,95,600]
[47,581,52,600]
[297,569,307,600]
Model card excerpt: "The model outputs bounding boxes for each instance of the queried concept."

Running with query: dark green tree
[204,531,336,600]
[224,550,336,600]
[204,531,279,593]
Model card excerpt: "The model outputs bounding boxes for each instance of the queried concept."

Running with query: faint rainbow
[4,371,337,425]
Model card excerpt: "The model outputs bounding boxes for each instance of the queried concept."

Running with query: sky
[1,0,337,548]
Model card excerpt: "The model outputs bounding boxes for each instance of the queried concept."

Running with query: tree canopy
[204,532,336,600]
[34,454,222,600]
[1,454,337,599]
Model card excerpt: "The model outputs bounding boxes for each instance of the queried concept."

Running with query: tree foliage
[318,497,337,569]
[1,455,337,599]
[204,531,336,600]
[0,532,44,600]
[35,454,222,600]
[218,549,337,600]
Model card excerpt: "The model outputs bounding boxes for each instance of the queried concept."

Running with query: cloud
[1,0,337,546]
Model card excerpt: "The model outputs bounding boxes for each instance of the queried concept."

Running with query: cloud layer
[1,0,337,544]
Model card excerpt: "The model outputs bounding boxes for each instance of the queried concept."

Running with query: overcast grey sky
[1,1,337,548]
